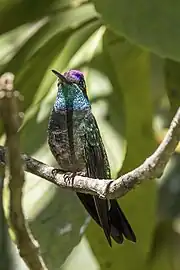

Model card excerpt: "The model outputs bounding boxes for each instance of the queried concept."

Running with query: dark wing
[77,112,111,246]
[77,112,136,245]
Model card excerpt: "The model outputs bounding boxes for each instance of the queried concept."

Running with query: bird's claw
[122,178,129,189]
[52,168,63,176]
[63,172,76,185]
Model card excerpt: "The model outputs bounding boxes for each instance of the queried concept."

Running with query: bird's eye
[78,79,86,91]
[57,80,61,87]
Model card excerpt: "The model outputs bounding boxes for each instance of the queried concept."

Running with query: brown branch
[0,73,48,270]
[0,103,179,199]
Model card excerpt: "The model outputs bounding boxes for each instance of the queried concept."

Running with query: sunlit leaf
[92,0,180,60]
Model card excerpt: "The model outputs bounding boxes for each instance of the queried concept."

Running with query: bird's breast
[48,109,89,172]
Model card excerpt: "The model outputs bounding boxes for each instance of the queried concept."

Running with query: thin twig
[0,105,179,199]
[0,73,48,270]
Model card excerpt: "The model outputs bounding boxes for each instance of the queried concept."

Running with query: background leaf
[92,0,180,60]
[149,154,180,270]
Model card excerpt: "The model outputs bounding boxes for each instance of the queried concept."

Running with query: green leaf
[92,0,180,60]
[148,221,180,270]
[149,154,180,270]
[1,3,97,72]
[165,59,180,118]
[0,0,75,34]
[86,30,157,270]
[28,184,87,269]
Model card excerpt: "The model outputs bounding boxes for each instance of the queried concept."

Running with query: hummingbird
[47,69,136,246]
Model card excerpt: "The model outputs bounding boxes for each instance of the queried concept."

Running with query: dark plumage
[47,69,136,246]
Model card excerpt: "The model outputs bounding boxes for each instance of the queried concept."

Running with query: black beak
[52,69,69,84]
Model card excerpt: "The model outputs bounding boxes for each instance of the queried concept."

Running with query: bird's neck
[54,84,90,112]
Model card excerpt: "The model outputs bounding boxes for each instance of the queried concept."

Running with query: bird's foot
[121,178,129,189]
[63,172,76,186]
[52,168,64,176]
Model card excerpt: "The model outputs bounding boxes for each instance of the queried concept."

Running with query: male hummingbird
[47,69,136,246]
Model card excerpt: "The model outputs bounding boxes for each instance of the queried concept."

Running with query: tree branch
[0,94,179,199]
[0,73,48,270]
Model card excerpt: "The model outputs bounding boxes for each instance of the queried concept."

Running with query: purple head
[63,70,87,92]
[64,70,83,81]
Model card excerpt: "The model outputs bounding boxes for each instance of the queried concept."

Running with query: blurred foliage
[93,0,180,61]
[0,172,28,270]
[0,172,12,270]
[0,0,179,269]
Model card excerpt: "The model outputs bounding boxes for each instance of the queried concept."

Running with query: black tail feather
[93,196,112,246]
[77,193,136,246]
[109,200,136,243]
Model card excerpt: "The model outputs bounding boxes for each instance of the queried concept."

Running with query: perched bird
[47,69,136,246]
